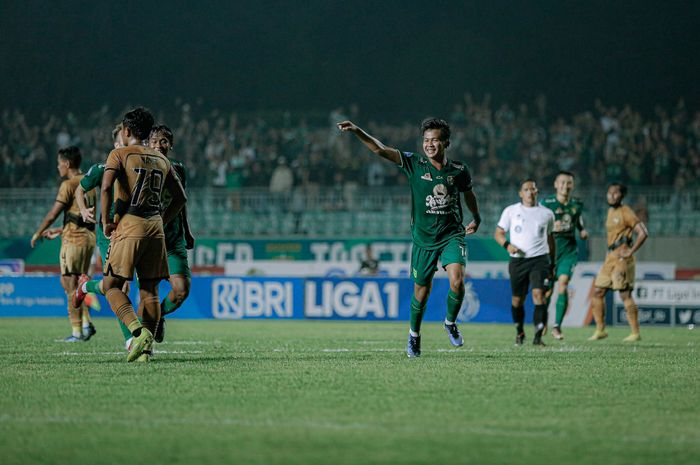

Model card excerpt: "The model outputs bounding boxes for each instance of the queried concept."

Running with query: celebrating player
[147,124,195,343]
[495,179,556,346]
[30,146,97,341]
[100,107,187,362]
[540,171,588,340]
[338,118,481,357]
[589,183,648,341]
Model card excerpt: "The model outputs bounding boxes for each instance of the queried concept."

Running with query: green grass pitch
[0,318,698,465]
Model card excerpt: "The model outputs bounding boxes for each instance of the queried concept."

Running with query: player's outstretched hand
[80,206,96,223]
[465,219,480,235]
[30,232,42,248]
[337,121,358,133]
[42,228,62,240]
[103,222,116,239]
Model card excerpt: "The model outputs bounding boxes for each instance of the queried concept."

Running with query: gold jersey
[56,175,97,247]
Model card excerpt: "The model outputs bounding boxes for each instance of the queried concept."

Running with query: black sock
[131,328,142,338]
[511,306,525,333]
[534,304,547,336]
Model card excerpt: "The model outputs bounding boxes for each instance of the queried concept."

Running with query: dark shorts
[508,255,551,296]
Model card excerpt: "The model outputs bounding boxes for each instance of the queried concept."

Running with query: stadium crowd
[2,95,699,191]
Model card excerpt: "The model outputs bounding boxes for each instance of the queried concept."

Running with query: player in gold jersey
[31,146,97,341]
[589,183,648,341]
[101,107,187,362]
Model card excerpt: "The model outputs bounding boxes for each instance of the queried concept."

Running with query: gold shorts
[594,252,636,290]
[104,235,169,281]
[60,243,94,276]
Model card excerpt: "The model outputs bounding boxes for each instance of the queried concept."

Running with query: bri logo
[212,278,294,319]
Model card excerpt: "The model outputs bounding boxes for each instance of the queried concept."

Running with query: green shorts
[167,244,191,278]
[96,224,111,268]
[555,251,578,278]
[410,236,466,286]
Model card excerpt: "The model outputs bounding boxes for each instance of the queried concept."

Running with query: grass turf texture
[0,318,698,465]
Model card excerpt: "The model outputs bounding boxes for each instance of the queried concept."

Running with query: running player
[495,179,556,346]
[147,124,195,343]
[30,146,97,341]
[540,171,588,340]
[589,183,648,342]
[100,107,187,362]
[338,118,481,357]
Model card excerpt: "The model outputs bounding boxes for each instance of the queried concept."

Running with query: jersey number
[131,167,164,208]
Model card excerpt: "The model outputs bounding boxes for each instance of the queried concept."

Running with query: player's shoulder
[448,159,469,172]
[541,194,557,205]
[85,163,105,176]
[571,197,584,207]
[169,158,185,169]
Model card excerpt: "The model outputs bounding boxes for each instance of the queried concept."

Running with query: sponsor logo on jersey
[425,184,451,214]
[421,173,432,181]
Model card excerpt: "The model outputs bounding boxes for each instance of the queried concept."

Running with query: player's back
[106,145,171,239]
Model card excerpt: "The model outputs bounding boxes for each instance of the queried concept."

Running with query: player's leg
[77,244,97,340]
[617,258,640,341]
[588,286,609,340]
[155,246,191,343]
[442,237,467,347]
[407,244,438,357]
[551,274,570,340]
[530,256,550,345]
[60,273,83,341]
[509,258,529,344]
[136,279,161,361]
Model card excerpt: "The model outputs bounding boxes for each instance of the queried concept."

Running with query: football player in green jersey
[540,171,588,340]
[147,124,195,344]
[338,118,481,357]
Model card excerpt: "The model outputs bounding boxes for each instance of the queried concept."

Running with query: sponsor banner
[303,277,518,323]
[208,277,305,320]
[0,277,68,316]
[1,237,508,267]
[613,280,700,326]
[0,259,24,275]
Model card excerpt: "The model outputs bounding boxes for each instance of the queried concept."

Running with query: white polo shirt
[497,202,555,258]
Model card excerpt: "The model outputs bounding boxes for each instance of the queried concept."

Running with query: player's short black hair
[420,118,451,143]
[112,123,122,141]
[58,146,82,169]
[555,170,575,180]
[520,178,537,189]
[149,124,174,144]
[122,107,154,140]
[609,182,628,198]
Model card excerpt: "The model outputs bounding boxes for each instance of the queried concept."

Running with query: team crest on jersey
[421,173,432,181]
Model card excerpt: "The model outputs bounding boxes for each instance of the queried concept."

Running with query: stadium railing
[2,187,699,238]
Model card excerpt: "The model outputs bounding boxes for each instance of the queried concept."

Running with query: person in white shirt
[494,179,556,345]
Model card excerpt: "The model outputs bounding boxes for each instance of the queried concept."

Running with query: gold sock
[591,296,606,332]
[105,288,139,329]
[140,296,161,334]
[624,300,640,334]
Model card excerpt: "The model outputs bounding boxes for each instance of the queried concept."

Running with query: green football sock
[118,319,132,341]
[161,295,179,316]
[446,289,465,323]
[86,280,103,295]
[555,292,568,327]
[410,297,427,334]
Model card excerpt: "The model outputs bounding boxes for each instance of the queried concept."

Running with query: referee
[494,179,556,345]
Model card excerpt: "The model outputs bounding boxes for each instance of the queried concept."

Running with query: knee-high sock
[81,306,91,324]
[511,305,525,333]
[446,289,465,323]
[161,295,180,316]
[141,295,161,335]
[410,297,427,334]
[66,291,82,336]
[591,295,606,331]
[624,300,640,335]
[534,304,547,333]
[555,291,568,327]
[105,288,140,333]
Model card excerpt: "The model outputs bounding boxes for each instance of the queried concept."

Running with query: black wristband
[503,240,510,250]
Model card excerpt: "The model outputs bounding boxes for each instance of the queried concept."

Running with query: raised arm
[75,184,96,223]
[336,120,401,164]
[101,169,117,237]
[463,190,481,234]
[162,166,187,226]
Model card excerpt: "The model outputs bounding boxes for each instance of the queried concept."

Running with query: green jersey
[162,159,188,250]
[79,163,123,222]
[540,194,584,255]
[399,151,473,250]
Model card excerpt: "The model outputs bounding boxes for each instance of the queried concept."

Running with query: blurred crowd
[2,95,699,192]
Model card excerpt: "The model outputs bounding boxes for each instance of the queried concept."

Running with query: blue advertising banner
[1,276,528,324]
